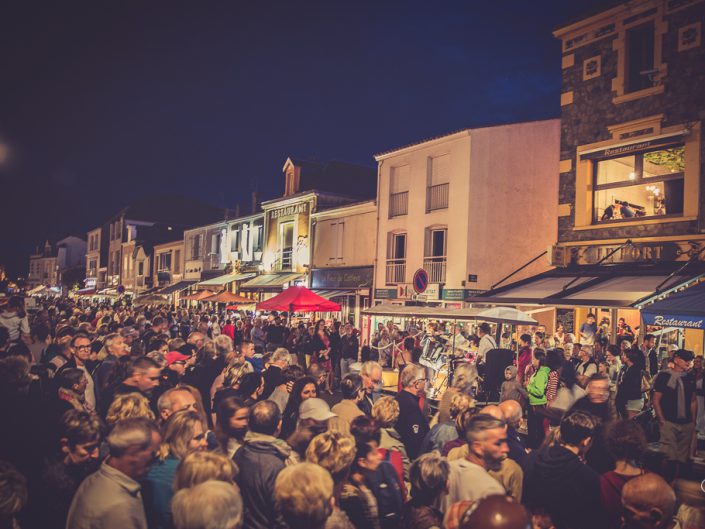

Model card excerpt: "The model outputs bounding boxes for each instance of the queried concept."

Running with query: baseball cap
[299,398,337,421]
[166,351,190,366]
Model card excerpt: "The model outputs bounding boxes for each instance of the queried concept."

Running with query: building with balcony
[241,157,376,297]
[83,227,106,293]
[373,120,560,306]
[28,236,86,292]
[473,0,705,352]
[311,200,376,328]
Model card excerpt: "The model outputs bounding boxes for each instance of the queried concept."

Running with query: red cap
[166,351,190,366]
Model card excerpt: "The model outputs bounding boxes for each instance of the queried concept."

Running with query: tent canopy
[361,305,536,324]
[642,281,705,329]
[202,291,253,304]
[182,290,216,301]
[475,307,537,325]
[257,286,341,312]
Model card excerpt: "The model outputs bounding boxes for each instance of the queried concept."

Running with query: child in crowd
[500,365,526,406]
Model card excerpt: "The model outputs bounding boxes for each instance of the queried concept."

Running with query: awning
[642,281,705,329]
[469,263,705,308]
[240,273,303,290]
[76,287,96,296]
[363,305,482,320]
[312,289,352,300]
[27,285,46,296]
[197,273,256,287]
[157,280,196,295]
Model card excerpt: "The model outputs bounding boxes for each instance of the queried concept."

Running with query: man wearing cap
[652,348,697,480]
[299,398,337,422]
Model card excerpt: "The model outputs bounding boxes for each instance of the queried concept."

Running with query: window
[626,22,655,93]
[158,252,172,272]
[389,165,409,217]
[173,250,181,273]
[211,232,221,255]
[330,222,345,261]
[278,222,294,270]
[252,221,263,253]
[593,145,684,223]
[386,232,406,284]
[424,228,447,283]
[427,155,450,211]
[231,226,240,253]
[138,261,144,276]
[190,235,201,260]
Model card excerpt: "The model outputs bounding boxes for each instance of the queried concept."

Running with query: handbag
[634,406,660,443]
[640,370,652,394]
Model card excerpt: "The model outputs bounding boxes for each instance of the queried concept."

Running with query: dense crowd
[0,296,704,529]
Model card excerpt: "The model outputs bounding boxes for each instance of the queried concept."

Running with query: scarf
[244,431,299,465]
[664,368,687,420]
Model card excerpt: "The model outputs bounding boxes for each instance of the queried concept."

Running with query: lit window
[593,145,684,223]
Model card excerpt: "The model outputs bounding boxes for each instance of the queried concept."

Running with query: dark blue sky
[0,0,609,277]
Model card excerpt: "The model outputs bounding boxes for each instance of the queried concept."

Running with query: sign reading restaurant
[270,202,308,219]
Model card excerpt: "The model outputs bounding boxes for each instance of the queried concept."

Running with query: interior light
[629,172,636,180]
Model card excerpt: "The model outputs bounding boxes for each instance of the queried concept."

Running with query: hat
[504,365,517,378]
[299,398,337,421]
[673,349,694,362]
[166,351,190,366]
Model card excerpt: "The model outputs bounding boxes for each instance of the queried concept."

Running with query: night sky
[0,0,610,278]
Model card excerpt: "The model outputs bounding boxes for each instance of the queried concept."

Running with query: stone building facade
[554,0,705,246]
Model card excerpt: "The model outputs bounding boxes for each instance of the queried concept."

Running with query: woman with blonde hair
[420,392,474,454]
[105,392,156,428]
[143,410,208,529]
[173,450,238,492]
[372,396,410,480]
[305,431,358,529]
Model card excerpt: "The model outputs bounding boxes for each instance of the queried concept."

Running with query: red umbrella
[256,286,341,312]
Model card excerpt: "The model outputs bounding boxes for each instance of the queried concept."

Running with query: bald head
[622,474,676,528]
[481,405,503,421]
[460,494,531,529]
[498,400,522,427]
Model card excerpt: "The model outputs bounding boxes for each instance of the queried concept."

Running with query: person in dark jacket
[522,410,604,529]
[568,373,614,475]
[234,400,296,529]
[395,364,430,460]
[261,348,291,399]
[617,348,645,419]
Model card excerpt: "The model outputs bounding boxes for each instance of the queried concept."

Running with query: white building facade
[373,120,560,306]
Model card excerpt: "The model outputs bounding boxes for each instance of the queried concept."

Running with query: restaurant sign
[311,267,373,289]
[642,313,704,329]
[551,240,704,267]
[269,202,308,219]
[580,134,683,160]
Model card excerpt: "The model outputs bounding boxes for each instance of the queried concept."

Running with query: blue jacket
[142,456,179,529]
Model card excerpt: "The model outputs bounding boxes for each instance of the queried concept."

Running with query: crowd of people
[0,296,703,529]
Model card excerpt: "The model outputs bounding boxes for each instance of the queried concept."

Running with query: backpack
[365,457,403,527]
[377,448,406,500]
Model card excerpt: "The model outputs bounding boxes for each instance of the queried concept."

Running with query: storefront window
[593,145,684,223]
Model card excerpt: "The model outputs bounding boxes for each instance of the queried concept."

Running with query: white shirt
[477,334,497,363]
[443,458,506,511]
[0,310,30,341]
[77,364,96,410]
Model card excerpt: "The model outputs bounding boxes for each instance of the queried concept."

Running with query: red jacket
[517,346,533,385]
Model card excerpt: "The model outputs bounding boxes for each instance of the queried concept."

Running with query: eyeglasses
[75,345,91,351]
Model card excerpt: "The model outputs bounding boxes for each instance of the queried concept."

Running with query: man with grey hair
[443,413,507,510]
[395,363,430,459]
[93,333,128,402]
[172,480,243,529]
[157,386,199,423]
[262,348,291,399]
[358,360,382,415]
[66,417,161,529]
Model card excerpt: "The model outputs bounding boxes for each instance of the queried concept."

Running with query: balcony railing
[275,249,293,271]
[423,257,447,283]
[389,191,408,217]
[385,259,406,284]
[426,183,449,211]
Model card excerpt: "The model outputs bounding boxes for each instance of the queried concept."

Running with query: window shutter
[430,154,450,186]
[390,165,410,193]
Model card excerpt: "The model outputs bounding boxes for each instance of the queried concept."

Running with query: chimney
[234,203,241,218]
[251,191,258,214]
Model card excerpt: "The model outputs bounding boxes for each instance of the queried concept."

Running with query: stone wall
[557,1,705,243]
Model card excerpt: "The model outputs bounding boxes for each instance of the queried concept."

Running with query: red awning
[202,291,254,304]
[256,286,341,312]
